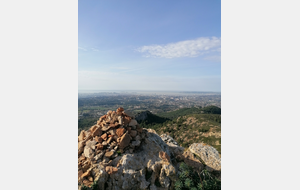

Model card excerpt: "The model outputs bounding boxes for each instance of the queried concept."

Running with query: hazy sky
[78,1,221,92]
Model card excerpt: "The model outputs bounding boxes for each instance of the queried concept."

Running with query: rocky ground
[78,107,221,190]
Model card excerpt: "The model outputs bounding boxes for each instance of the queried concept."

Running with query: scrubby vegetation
[138,107,221,154]
[175,162,221,190]
[78,116,97,135]
[157,106,221,119]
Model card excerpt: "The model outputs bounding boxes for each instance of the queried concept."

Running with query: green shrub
[174,162,221,190]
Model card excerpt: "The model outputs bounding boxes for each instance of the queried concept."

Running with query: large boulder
[104,131,175,190]
[80,129,176,190]
[189,143,221,171]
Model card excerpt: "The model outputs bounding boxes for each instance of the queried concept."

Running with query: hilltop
[78,107,221,190]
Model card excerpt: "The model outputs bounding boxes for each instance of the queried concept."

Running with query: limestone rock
[101,133,107,141]
[94,136,102,143]
[92,126,102,137]
[131,140,141,147]
[117,116,123,125]
[119,132,131,149]
[86,140,97,150]
[88,176,93,182]
[79,130,85,141]
[123,116,131,126]
[181,150,204,170]
[189,143,221,171]
[159,151,171,162]
[108,129,116,136]
[84,147,94,158]
[90,125,98,133]
[116,128,126,137]
[105,166,118,175]
[78,107,219,190]
[94,151,105,161]
[96,144,104,150]
[116,107,124,113]
[104,151,114,158]
[129,119,138,127]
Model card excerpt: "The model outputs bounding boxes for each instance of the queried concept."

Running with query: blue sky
[78,1,221,92]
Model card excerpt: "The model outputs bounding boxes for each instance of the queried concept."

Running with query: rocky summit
[78,107,221,190]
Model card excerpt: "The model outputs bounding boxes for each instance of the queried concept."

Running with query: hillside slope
[137,108,221,154]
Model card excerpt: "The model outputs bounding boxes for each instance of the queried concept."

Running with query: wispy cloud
[78,46,87,51]
[136,37,221,58]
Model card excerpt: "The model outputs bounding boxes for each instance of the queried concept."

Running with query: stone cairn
[78,107,146,187]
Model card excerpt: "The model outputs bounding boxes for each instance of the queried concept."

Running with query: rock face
[189,143,221,171]
[78,108,221,190]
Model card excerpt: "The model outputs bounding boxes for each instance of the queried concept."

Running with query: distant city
[78,90,221,119]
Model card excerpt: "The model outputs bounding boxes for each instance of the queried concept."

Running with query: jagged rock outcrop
[189,143,221,172]
[78,108,221,190]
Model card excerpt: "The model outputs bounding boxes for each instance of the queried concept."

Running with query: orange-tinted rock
[104,151,114,158]
[78,146,84,155]
[119,132,131,149]
[159,151,171,162]
[79,130,85,141]
[90,125,97,133]
[107,137,113,144]
[101,125,111,131]
[109,123,116,127]
[81,169,91,178]
[108,135,113,138]
[88,176,93,182]
[116,128,126,137]
[82,179,93,187]
[101,133,108,141]
[105,166,118,175]
[78,170,83,179]
[96,144,104,150]
[92,126,102,137]
[117,107,124,113]
[95,136,102,143]
[78,141,85,150]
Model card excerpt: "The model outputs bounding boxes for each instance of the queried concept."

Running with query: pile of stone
[78,107,147,187]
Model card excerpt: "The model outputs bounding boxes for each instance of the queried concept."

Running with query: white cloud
[136,37,221,58]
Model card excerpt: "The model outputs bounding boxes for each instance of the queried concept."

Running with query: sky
[78,1,221,92]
